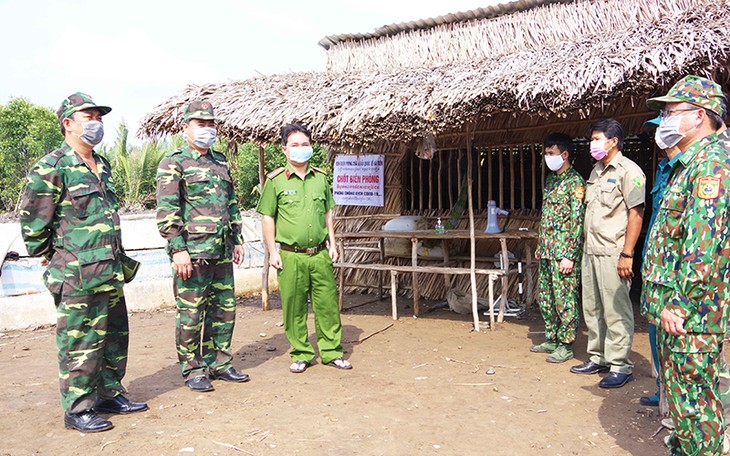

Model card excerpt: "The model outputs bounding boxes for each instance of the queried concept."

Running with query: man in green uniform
[156,100,249,392]
[643,75,730,455]
[531,133,585,363]
[19,92,148,433]
[571,118,645,389]
[256,123,352,373]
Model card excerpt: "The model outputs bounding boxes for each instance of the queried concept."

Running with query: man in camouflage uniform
[19,92,148,433]
[256,123,352,374]
[531,133,585,363]
[571,118,645,389]
[643,75,730,455]
[156,100,249,392]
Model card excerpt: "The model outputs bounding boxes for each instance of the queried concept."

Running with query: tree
[0,98,63,212]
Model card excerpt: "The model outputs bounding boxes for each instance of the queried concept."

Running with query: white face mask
[544,154,565,171]
[75,120,104,146]
[655,113,697,150]
[192,127,216,149]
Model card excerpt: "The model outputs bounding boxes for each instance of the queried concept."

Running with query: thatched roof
[140,0,730,149]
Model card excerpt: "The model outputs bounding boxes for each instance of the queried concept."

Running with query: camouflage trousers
[173,258,236,380]
[536,259,579,344]
[278,249,343,364]
[658,329,724,456]
[53,288,129,413]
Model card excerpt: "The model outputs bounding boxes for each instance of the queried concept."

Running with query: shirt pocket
[279,191,302,210]
[312,195,327,215]
[69,185,101,219]
[77,245,118,290]
[660,193,687,238]
[184,173,211,202]
[599,182,619,208]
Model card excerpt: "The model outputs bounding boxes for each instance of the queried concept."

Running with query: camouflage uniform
[19,93,130,414]
[156,104,244,380]
[535,167,585,346]
[256,164,344,364]
[643,76,730,455]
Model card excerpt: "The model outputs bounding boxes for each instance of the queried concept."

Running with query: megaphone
[485,200,509,233]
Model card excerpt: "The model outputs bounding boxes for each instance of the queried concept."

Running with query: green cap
[56,92,112,120]
[646,75,726,118]
[183,100,215,121]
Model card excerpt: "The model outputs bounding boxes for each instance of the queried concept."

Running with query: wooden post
[447,151,454,208]
[457,149,463,201]
[466,123,480,332]
[438,152,443,210]
[259,145,270,311]
[391,270,398,320]
[419,159,424,211]
[477,147,483,210]
[498,238,509,323]
[487,148,493,201]
[498,147,505,209]
[531,144,537,209]
[411,237,420,315]
[428,159,434,210]
[519,146,525,209]
[410,152,415,210]
[509,146,515,210]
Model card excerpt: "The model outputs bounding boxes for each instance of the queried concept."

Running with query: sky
[0,0,503,145]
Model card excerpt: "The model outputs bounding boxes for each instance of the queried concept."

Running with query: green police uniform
[156,137,244,380]
[256,163,343,364]
[643,76,730,455]
[20,94,130,414]
[535,167,585,351]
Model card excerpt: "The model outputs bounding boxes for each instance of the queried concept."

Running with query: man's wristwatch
[619,252,633,259]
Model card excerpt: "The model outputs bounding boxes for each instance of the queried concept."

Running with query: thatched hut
[141,0,730,306]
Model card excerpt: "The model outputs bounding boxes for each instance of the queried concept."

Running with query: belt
[279,242,327,254]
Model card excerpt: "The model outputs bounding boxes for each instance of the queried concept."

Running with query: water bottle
[435,217,445,234]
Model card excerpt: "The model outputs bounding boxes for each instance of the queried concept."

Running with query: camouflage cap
[183,100,215,121]
[646,75,726,118]
[56,92,112,120]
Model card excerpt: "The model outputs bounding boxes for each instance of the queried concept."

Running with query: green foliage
[0,98,63,212]
[98,122,172,210]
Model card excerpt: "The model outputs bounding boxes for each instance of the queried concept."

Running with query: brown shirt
[584,151,646,256]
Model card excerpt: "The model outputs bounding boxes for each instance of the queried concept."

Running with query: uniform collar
[678,133,718,167]
[182,143,208,160]
[62,141,100,166]
[284,162,313,179]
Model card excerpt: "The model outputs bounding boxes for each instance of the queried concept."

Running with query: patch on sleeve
[633,176,644,188]
[573,186,585,199]
[698,176,720,199]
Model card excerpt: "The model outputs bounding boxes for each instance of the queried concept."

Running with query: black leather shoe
[95,395,149,414]
[186,375,214,392]
[209,366,250,383]
[599,372,634,389]
[570,360,610,375]
[64,410,114,433]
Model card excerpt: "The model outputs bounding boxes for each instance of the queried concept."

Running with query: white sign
[333,154,385,207]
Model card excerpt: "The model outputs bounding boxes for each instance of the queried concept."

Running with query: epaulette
[267,167,286,179]
[42,148,66,167]
[311,166,327,175]
[168,148,184,157]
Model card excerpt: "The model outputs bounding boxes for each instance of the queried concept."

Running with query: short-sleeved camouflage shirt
[156,144,244,259]
[536,167,586,261]
[256,163,335,249]
[19,142,124,296]
[584,152,646,255]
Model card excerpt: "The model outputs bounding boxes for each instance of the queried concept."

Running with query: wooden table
[335,229,538,328]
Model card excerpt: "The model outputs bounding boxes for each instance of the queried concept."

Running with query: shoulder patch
[311,166,327,175]
[632,176,644,188]
[574,186,585,199]
[267,167,285,179]
[698,175,721,199]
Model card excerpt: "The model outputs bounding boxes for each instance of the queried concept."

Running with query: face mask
[192,127,216,149]
[589,140,608,160]
[75,120,104,146]
[289,146,313,163]
[544,154,565,171]
[655,113,697,150]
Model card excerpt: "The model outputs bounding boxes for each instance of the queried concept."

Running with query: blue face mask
[289,146,313,163]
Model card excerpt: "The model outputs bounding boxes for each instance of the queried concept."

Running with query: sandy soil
[0,294,666,456]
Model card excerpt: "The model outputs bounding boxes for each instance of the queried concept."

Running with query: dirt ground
[0,293,667,456]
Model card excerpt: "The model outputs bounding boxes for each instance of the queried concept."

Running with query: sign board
[332,154,385,206]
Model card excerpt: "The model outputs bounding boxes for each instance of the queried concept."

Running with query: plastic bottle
[435,217,445,234]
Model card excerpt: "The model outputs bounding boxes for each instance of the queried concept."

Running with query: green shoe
[546,344,574,363]
[530,340,558,353]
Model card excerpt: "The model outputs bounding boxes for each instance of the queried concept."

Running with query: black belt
[279,242,327,254]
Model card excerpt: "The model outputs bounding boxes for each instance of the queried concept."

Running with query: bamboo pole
[419,158,424,211]
[428,159,434,210]
[258,145,270,311]
[498,147,505,209]
[509,146,515,210]
[520,146,525,209]
[438,152,443,210]
[448,151,454,208]
[487,148,493,201]
[477,147,483,210]
[531,144,537,208]
[410,151,415,210]
[457,149,463,202]
[466,123,481,332]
